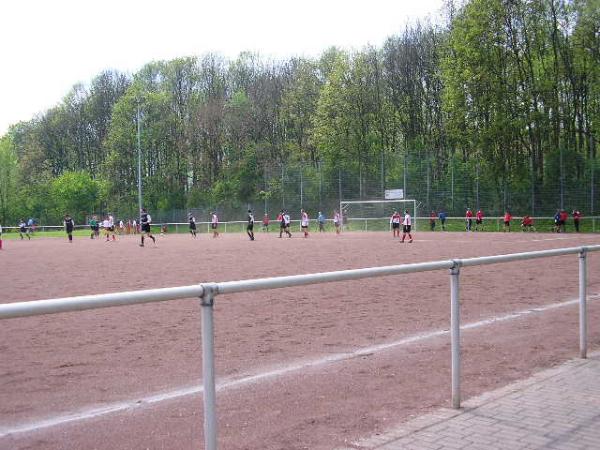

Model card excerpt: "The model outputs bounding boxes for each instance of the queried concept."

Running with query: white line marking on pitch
[1,293,599,438]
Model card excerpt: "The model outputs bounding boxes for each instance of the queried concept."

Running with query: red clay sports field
[1,230,600,449]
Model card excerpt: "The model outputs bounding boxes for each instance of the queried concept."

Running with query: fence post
[200,284,218,450]
[450,260,461,409]
[579,248,588,359]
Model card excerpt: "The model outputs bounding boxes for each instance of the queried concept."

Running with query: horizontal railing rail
[1,244,599,450]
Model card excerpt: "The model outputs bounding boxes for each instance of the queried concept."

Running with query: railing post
[450,260,461,409]
[200,284,218,450]
[579,248,588,359]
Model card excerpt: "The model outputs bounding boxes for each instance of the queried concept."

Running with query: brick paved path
[350,352,600,450]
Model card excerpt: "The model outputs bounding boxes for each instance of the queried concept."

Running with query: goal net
[339,199,418,232]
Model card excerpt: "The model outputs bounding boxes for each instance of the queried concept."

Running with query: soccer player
[573,210,582,232]
[139,208,156,247]
[333,210,341,235]
[106,214,117,241]
[521,215,535,231]
[247,209,255,241]
[282,210,292,237]
[401,209,413,243]
[211,212,220,238]
[300,209,310,238]
[390,210,401,237]
[89,216,97,239]
[317,211,326,232]
[475,209,484,231]
[429,211,436,231]
[189,214,197,238]
[262,214,270,232]
[18,219,30,240]
[64,214,75,243]
[503,210,512,232]
[559,210,568,233]
[465,208,473,231]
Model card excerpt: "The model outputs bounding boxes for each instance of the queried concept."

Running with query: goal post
[339,199,418,232]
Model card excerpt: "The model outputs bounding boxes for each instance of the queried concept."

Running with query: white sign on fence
[385,189,404,200]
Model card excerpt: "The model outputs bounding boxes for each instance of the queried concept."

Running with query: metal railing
[1,245,599,449]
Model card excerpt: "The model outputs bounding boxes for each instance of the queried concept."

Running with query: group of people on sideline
[426,208,584,233]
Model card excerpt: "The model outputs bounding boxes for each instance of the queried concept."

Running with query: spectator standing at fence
[318,211,326,232]
[18,219,30,240]
[64,214,75,243]
[438,210,447,231]
[573,209,582,232]
[333,210,341,235]
[429,211,436,231]
[401,209,413,243]
[475,209,484,231]
[189,214,197,238]
[0,223,3,250]
[262,214,270,232]
[390,210,401,237]
[27,218,35,234]
[211,212,220,238]
[503,210,512,232]
[139,208,156,247]
[465,208,473,231]
[119,220,125,235]
[247,210,255,241]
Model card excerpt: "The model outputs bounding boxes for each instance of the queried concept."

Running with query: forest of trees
[0,0,598,224]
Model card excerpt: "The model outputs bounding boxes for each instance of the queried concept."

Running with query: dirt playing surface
[1,230,600,449]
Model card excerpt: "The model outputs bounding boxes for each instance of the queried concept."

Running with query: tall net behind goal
[339,200,418,232]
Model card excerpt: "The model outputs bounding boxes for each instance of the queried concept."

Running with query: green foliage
[49,171,103,222]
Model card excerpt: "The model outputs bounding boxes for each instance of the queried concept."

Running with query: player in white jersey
[105,215,116,241]
[211,212,220,238]
[401,209,413,243]
[300,209,309,238]
[283,211,292,237]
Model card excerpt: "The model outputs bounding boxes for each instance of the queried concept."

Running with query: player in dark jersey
[189,214,197,238]
[139,208,156,247]
[247,210,255,241]
[64,214,75,243]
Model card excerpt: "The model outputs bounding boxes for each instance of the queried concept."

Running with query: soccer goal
[339,199,418,232]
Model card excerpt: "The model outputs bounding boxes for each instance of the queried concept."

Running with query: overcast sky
[0,0,445,136]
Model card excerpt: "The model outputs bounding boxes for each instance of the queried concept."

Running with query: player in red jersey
[503,210,512,232]
[390,210,401,237]
[559,210,568,233]
[521,215,535,231]
[429,211,436,231]
[465,208,473,231]
[475,209,484,231]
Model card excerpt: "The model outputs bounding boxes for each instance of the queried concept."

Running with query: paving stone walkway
[350,352,600,450]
